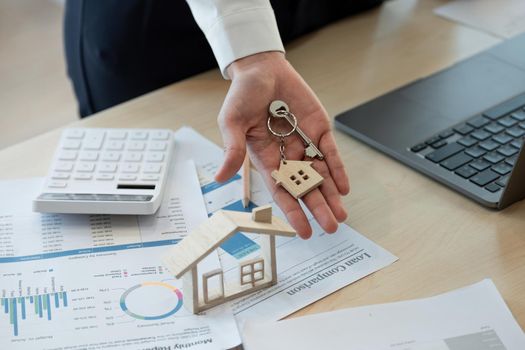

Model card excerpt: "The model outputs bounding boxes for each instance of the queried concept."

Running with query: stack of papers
[0,127,397,349]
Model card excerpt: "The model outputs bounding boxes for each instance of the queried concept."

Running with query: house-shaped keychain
[162,205,296,314]
[271,160,324,199]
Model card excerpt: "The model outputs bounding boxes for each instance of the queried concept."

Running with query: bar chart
[1,290,68,336]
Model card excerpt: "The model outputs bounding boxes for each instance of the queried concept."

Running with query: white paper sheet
[171,127,398,327]
[242,279,525,350]
[0,161,242,349]
[435,0,525,39]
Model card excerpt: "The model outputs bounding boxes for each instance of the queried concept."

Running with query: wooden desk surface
[1,0,524,327]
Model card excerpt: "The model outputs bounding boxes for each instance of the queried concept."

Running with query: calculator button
[149,142,167,151]
[121,164,140,173]
[128,141,146,151]
[48,181,67,188]
[83,133,105,150]
[55,162,74,172]
[151,130,170,140]
[143,164,162,173]
[108,131,127,140]
[145,153,165,162]
[62,140,81,150]
[74,173,92,180]
[52,173,70,180]
[64,129,85,139]
[124,152,143,162]
[76,163,96,173]
[86,130,106,138]
[130,131,148,140]
[84,139,104,150]
[96,174,115,181]
[119,174,137,181]
[79,151,99,161]
[141,174,160,181]
[58,151,78,161]
[107,140,124,150]
[99,163,117,173]
[101,152,121,162]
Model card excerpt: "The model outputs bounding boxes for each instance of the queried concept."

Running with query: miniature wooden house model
[162,205,296,314]
[271,160,324,199]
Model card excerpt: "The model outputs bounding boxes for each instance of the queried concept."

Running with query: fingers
[215,134,246,183]
[319,131,350,195]
[271,187,313,239]
[215,118,247,183]
[301,189,339,234]
[312,161,348,223]
[320,178,348,223]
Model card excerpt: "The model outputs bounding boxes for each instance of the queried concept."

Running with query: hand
[215,52,350,238]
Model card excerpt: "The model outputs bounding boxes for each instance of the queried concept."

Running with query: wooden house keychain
[268,100,324,199]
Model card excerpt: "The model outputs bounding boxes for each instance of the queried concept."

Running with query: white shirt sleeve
[185,0,285,79]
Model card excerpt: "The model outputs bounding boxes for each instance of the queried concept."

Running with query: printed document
[242,279,525,350]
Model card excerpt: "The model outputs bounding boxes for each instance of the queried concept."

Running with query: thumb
[215,121,247,183]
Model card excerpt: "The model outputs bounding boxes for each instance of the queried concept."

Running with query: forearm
[185,0,285,79]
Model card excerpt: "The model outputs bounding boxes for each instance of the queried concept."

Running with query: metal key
[269,100,324,160]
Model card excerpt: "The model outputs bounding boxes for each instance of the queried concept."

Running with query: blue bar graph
[45,294,51,320]
[37,294,43,318]
[11,298,17,337]
[1,291,68,336]
[19,298,26,320]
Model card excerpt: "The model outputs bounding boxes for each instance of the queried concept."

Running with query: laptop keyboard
[410,98,525,194]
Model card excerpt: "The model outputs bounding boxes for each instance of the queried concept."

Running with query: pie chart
[119,282,183,320]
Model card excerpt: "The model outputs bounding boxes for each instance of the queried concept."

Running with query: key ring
[267,112,298,138]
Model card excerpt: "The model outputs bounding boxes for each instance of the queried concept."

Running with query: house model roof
[162,206,295,279]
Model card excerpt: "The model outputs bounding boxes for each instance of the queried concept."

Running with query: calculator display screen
[38,193,153,202]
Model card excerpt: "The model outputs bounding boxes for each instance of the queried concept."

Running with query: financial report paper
[0,160,241,350]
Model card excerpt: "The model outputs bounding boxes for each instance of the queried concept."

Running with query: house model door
[202,269,225,304]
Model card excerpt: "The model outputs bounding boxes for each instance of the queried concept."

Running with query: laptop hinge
[499,147,525,209]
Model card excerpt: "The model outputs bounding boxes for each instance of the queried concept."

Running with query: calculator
[33,128,174,215]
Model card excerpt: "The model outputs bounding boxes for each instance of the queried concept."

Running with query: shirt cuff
[203,7,285,79]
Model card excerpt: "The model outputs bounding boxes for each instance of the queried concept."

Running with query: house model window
[240,259,265,287]
[162,205,296,314]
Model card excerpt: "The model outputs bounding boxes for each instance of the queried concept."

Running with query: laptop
[334,33,525,209]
